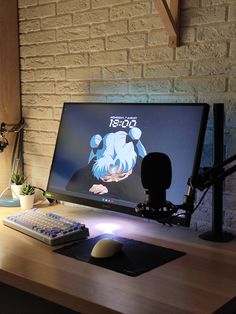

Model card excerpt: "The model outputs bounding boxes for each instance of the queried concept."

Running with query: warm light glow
[95,222,121,234]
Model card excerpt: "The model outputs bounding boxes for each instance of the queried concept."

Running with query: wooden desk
[0,204,235,314]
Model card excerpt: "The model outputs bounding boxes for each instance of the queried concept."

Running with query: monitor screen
[47,103,209,216]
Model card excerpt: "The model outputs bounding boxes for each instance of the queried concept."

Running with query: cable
[158,186,211,226]
[193,186,211,211]
[33,186,57,204]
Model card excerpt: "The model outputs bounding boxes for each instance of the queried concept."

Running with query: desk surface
[0,204,236,314]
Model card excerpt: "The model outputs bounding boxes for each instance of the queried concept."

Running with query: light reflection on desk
[94,222,121,234]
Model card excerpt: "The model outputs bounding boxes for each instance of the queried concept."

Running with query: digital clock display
[109,116,137,128]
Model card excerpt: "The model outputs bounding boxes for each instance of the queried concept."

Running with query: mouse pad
[54,234,186,276]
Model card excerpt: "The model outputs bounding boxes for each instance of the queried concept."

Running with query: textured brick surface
[229,78,236,91]
[18,0,37,8]
[91,20,128,38]
[55,81,90,94]
[19,4,56,19]
[20,20,41,33]
[24,130,56,145]
[230,41,236,57]
[20,30,56,44]
[107,33,146,50]
[144,62,191,78]
[22,94,71,107]
[67,67,101,80]
[90,50,127,65]
[41,15,72,29]
[110,2,151,20]
[34,69,66,81]
[129,15,162,32]
[181,7,226,26]
[69,39,104,53]
[36,42,68,56]
[57,27,89,41]
[19,0,236,234]
[92,0,130,8]
[20,45,36,57]
[130,47,173,62]
[229,4,236,21]
[55,54,89,67]
[22,82,55,94]
[129,79,172,94]
[25,118,59,132]
[176,42,228,60]
[192,58,234,76]
[103,64,142,79]
[57,0,90,14]
[202,0,236,6]
[107,94,148,103]
[149,27,195,46]
[70,95,106,103]
[21,70,35,81]
[175,77,226,93]
[22,106,53,119]
[181,0,201,9]
[74,9,109,25]
[24,56,55,69]
[197,23,236,41]
[148,29,169,45]
[24,142,55,157]
[90,80,128,94]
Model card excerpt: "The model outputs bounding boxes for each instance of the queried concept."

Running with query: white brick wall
[18,0,236,234]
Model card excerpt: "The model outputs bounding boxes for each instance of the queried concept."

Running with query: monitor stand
[199,103,234,242]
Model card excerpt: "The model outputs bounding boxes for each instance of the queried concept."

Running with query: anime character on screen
[66,127,147,202]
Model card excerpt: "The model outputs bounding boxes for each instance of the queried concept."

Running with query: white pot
[19,194,35,210]
[11,184,23,199]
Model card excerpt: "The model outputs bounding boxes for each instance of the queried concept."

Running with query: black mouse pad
[54,234,186,276]
[213,296,236,314]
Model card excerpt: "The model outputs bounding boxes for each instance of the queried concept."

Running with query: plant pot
[11,184,23,199]
[19,194,35,210]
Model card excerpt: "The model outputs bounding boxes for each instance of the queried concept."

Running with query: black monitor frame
[47,102,209,222]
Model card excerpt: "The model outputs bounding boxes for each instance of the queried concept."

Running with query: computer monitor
[47,103,209,219]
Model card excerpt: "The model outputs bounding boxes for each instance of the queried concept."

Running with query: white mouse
[91,238,123,258]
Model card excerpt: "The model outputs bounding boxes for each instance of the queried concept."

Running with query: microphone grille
[141,152,172,189]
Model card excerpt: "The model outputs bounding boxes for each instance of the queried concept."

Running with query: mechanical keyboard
[3,208,89,245]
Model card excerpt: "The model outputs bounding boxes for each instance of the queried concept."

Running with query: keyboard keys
[3,208,89,245]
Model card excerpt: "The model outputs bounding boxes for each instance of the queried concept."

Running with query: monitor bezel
[46,102,209,216]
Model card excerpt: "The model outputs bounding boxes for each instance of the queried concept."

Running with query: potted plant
[10,172,26,199]
[19,184,35,210]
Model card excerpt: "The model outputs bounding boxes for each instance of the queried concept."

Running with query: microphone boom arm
[173,154,236,226]
[190,154,236,191]
[136,154,236,227]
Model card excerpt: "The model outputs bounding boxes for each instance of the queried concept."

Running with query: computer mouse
[91,238,123,258]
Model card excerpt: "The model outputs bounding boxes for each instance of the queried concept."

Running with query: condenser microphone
[136,152,177,222]
[141,152,172,209]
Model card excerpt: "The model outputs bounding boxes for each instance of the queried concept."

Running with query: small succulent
[21,184,35,195]
[11,172,26,185]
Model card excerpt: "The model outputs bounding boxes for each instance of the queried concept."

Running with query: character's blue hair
[88,128,146,180]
